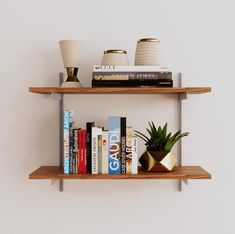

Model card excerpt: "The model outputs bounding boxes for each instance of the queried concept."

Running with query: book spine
[81,130,87,174]
[120,117,126,174]
[69,110,75,128]
[93,65,170,72]
[108,117,121,174]
[73,129,79,174]
[98,134,103,174]
[69,128,74,174]
[92,80,173,87]
[92,72,172,80]
[126,127,133,174]
[132,136,138,174]
[102,131,108,174]
[92,127,102,174]
[78,130,82,173]
[63,111,70,174]
[86,122,95,174]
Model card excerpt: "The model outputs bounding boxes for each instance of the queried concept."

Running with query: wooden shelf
[28,87,211,95]
[29,166,211,180]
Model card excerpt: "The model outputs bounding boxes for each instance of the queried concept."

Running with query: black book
[120,117,126,174]
[92,71,172,80]
[86,122,95,174]
[92,79,173,87]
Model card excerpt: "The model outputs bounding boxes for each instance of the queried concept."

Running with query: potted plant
[135,122,189,172]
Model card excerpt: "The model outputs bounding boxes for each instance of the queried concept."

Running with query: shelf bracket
[182,179,189,185]
[51,179,58,186]
[178,92,188,100]
[51,92,62,101]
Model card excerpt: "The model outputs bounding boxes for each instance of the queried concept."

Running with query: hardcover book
[73,128,79,174]
[132,136,138,174]
[126,127,133,174]
[63,111,70,174]
[92,79,173,87]
[78,130,87,174]
[98,134,103,174]
[82,130,87,174]
[108,117,121,174]
[91,127,102,174]
[92,72,172,80]
[120,117,126,174]
[69,128,74,174]
[86,122,95,174]
[93,65,170,72]
[78,130,83,173]
[101,131,108,174]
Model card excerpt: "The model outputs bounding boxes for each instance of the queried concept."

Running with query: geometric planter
[139,151,177,172]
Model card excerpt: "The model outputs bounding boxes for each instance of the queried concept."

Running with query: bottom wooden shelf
[29,166,211,180]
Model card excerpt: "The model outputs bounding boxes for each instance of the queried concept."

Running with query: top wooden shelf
[28,87,211,95]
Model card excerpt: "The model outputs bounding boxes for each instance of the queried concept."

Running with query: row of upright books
[92,65,173,87]
[63,111,138,174]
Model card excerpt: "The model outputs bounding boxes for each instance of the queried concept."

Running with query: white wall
[1,0,234,233]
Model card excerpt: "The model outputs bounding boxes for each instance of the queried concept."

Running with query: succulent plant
[135,122,189,152]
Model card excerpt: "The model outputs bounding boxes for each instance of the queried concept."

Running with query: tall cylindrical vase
[135,38,161,66]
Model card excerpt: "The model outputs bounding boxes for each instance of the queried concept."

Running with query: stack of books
[63,110,138,175]
[92,65,173,87]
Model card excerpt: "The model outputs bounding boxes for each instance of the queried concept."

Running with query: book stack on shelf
[63,110,138,175]
[92,65,173,87]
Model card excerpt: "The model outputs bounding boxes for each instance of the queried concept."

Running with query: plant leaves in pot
[135,122,189,172]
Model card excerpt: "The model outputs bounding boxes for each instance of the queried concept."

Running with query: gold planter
[139,151,177,172]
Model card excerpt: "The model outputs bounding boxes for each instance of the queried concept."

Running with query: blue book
[108,117,121,174]
[63,111,70,174]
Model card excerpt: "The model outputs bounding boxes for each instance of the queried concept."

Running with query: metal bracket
[51,179,58,186]
[178,92,188,100]
[182,179,189,185]
[51,92,62,101]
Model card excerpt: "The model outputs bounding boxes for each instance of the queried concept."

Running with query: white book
[101,131,108,174]
[92,127,102,174]
[98,135,103,174]
[126,127,133,174]
[93,65,170,72]
[69,110,75,128]
[132,137,138,174]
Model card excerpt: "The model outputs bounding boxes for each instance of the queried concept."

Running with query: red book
[83,130,87,174]
[78,130,82,173]
[78,130,87,174]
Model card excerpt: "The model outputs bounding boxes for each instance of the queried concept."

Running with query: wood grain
[29,166,211,180]
[28,87,211,94]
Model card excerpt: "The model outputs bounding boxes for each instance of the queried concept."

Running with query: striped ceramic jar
[135,38,161,66]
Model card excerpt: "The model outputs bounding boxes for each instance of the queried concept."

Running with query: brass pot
[139,151,177,172]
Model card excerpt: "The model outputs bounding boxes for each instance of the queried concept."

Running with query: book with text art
[92,127,102,174]
[132,136,138,174]
[63,110,74,174]
[108,117,121,174]
[93,65,170,72]
[126,127,133,174]
[73,128,79,174]
[92,72,172,80]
